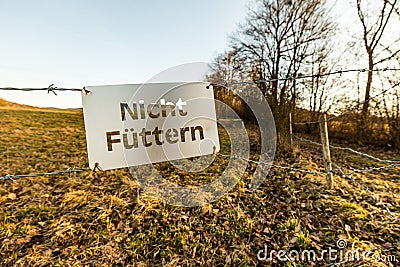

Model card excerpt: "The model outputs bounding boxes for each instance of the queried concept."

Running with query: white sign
[82,82,220,170]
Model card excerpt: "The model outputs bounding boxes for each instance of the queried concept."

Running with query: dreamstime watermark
[257,239,397,265]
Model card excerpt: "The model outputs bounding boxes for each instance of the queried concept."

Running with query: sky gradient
[0,0,249,108]
[1,0,393,108]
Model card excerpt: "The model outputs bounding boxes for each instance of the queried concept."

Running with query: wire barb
[82,86,91,95]
[47,84,57,96]
[93,162,102,173]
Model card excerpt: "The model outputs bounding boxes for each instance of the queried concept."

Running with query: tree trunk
[362,49,374,118]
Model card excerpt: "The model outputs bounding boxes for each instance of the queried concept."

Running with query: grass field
[0,103,399,266]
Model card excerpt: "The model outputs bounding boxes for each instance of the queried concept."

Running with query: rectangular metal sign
[82,82,220,170]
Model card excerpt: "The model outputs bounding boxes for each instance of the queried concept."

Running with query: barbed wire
[293,79,400,125]
[209,67,400,126]
[0,84,91,95]
[2,150,398,183]
[293,120,320,125]
[3,68,399,96]
[328,165,399,266]
[0,167,90,181]
[333,163,398,219]
[0,153,328,182]
[217,151,398,223]
[295,135,400,174]
[330,146,400,164]
[2,68,399,127]
[293,134,399,220]
[349,163,400,174]
[212,67,400,88]
[1,151,397,229]
[216,152,328,176]
[294,135,400,164]
[218,150,397,191]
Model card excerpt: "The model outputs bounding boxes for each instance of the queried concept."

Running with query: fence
[1,67,399,264]
[1,67,400,189]
[1,68,399,179]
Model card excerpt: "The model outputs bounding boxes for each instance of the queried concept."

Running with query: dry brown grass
[0,103,399,266]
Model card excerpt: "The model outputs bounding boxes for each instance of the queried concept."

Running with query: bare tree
[301,45,339,130]
[356,0,399,119]
[228,0,336,147]
[383,86,400,146]
[206,50,253,118]
[208,50,246,87]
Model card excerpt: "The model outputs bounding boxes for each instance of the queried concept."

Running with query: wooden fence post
[289,112,293,149]
[319,114,334,189]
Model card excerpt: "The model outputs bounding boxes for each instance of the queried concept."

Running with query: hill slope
[0,98,36,109]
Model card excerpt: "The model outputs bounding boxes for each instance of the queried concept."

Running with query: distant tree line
[208,0,400,149]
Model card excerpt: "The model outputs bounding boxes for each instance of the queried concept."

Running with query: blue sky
[0,0,250,108]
